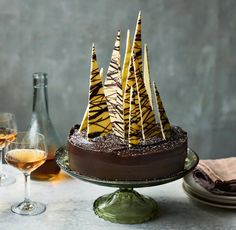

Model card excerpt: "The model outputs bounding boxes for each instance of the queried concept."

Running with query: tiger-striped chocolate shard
[122,30,131,95]
[79,106,88,132]
[128,87,140,146]
[153,82,171,140]
[123,56,141,139]
[131,12,161,140]
[87,45,112,140]
[79,68,104,132]
[133,52,161,140]
[123,12,143,139]
[104,31,124,139]
[132,11,142,73]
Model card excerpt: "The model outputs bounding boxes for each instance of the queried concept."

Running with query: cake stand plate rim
[55,145,199,188]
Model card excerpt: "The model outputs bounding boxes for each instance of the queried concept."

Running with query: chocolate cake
[67,12,188,181]
[68,125,187,181]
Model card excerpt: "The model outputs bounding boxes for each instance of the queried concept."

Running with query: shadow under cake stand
[55,146,198,224]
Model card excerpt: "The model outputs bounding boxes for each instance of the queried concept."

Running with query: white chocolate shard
[144,44,154,109]
[100,68,104,79]
[153,82,171,139]
[87,45,112,140]
[121,30,131,95]
[104,31,124,139]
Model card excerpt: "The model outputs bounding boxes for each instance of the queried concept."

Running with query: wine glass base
[0,174,16,186]
[93,188,158,224]
[11,201,46,216]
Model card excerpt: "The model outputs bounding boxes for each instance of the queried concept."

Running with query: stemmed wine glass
[5,131,47,215]
[0,113,17,186]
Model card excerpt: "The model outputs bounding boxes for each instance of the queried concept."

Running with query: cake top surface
[69,125,187,155]
[78,12,178,146]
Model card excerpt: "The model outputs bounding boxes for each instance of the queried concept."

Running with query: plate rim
[182,183,236,209]
[183,181,236,205]
[183,173,236,201]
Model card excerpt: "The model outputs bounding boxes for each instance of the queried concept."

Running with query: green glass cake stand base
[56,146,198,224]
[94,188,158,224]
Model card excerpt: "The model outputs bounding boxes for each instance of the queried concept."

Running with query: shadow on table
[49,171,73,185]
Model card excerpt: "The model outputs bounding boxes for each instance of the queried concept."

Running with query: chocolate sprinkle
[69,124,187,156]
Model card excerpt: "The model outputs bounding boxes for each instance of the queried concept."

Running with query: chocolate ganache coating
[67,124,188,181]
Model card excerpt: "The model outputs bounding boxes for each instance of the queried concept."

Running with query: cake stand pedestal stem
[93,188,158,224]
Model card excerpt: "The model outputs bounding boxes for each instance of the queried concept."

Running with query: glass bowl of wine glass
[5,131,47,216]
[0,112,17,186]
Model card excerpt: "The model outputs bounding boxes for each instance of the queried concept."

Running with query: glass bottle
[28,72,61,181]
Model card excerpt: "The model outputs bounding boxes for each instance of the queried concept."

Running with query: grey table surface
[0,165,235,230]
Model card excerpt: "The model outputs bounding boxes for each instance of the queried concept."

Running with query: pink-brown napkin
[193,157,236,195]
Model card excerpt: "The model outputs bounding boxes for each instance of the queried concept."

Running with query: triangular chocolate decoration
[122,30,131,95]
[133,56,162,140]
[132,11,143,72]
[104,31,124,139]
[80,68,104,132]
[128,87,140,146]
[153,82,171,139]
[123,56,141,139]
[144,44,154,109]
[79,106,88,132]
[87,45,112,140]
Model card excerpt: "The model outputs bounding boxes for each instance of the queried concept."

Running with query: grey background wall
[0,0,235,159]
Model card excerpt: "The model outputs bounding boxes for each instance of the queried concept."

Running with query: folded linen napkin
[193,157,236,195]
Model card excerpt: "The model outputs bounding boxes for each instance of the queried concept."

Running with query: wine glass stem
[24,173,31,203]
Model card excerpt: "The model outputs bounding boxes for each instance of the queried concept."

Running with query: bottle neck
[32,73,49,117]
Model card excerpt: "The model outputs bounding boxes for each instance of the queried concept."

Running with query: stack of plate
[183,173,236,209]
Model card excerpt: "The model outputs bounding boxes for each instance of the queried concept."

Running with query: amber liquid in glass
[31,146,60,181]
[5,149,46,173]
[0,127,17,149]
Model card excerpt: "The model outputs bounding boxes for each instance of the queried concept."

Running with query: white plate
[182,182,236,209]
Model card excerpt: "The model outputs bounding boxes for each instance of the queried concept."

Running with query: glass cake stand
[55,145,198,224]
